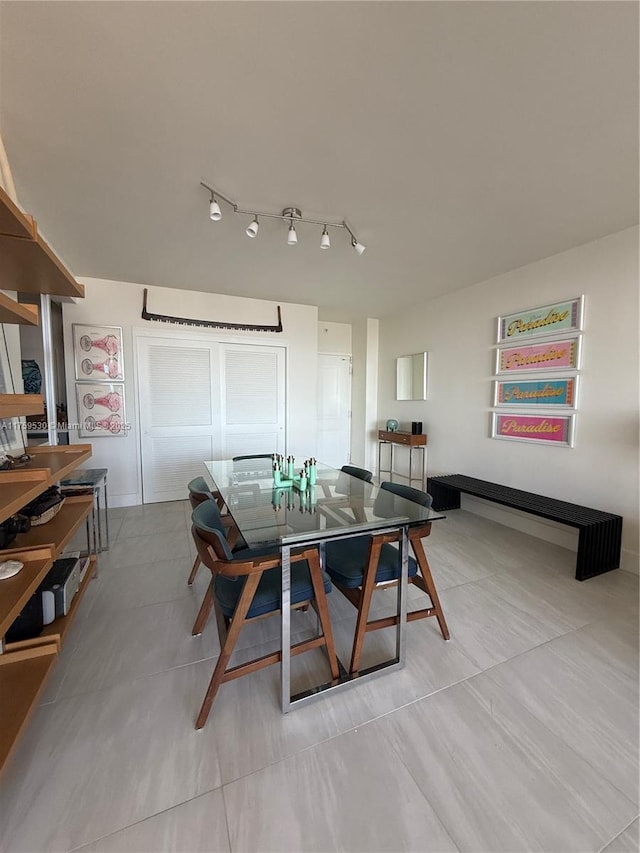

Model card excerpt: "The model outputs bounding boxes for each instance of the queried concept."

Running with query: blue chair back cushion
[188,476,212,498]
[214,560,332,619]
[325,537,417,589]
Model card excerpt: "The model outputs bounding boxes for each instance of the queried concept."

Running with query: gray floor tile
[223,725,460,852]
[116,510,191,541]
[485,614,639,802]
[601,819,640,853]
[100,529,191,571]
[73,789,230,853]
[0,662,223,853]
[93,555,210,612]
[438,579,566,669]
[378,675,638,852]
[55,595,221,699]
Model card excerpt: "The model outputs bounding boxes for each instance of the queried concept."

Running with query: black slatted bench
[426,474,622,581]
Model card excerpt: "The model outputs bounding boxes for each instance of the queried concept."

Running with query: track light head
[351,238,366,255]
[246,216,259,238]
[287,222,298,246]
[320,226,330,249]
[209,195,222,221]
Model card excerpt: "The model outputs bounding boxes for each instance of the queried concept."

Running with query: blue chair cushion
[188,476,211,497]
[214,560,332,620]
[325,537,417,589]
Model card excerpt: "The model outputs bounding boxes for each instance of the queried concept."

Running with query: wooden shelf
[0,444,92,525]
[0,293,38,326]
[0,643,59,773]
[0,394,44,419]
[11,495,94,556]
[40,555,97,644]
[0,185,37,240]
[0,546,54,638]
[0,187,84,299]
[0,231,85,298]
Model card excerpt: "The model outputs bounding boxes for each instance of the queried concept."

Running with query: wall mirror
[396,352,428,400]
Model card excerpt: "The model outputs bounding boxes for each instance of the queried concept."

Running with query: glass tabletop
[204,458,445,549]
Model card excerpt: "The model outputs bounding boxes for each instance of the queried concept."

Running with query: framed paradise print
[73,324,124,381]
[497,296,584,344]
[76,383,126,437]
[491,413,575,447]
[495,336,581,375]
[493,376,579,410]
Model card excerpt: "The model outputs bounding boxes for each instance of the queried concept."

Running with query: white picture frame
[76,383,126,437]
[73,324,124,382]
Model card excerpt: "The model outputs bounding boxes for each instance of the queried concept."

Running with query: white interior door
[317,354,352,467]
[137,335,286,502]
[219,343,286,458]
[137,335,220,503]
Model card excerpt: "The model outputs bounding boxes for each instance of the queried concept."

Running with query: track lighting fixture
[246,216,259,238]
[200,181,365,254]
[209,193,222,221]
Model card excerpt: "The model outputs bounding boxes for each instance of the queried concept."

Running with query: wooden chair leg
[192,583,214,636]
[187,555,200,586]
[305,549,339,680]
[196,572,261,729]
[412,536,450,640]
[349,538,382,674]
[213,599,229,649]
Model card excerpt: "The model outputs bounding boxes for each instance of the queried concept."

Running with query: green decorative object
[386,419,399,432]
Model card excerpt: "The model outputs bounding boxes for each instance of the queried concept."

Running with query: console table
[60,468,110,552]
[378,430,427,490]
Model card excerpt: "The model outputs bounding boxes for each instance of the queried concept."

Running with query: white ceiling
[1,1,637,321]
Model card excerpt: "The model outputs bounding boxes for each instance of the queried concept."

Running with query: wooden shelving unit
[0,185,37,240]
[0,183,93,777]
[0,394,44,419]
[0,233,85,298]
[11,494,94,555]
[0,643,59,771]
[0,547,55,639]
[40,556,97,644]
[0,444,92,525]
[0,293,38,326]
[0,187,84,299]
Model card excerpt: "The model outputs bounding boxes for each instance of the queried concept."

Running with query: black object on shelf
[0,514,31,549]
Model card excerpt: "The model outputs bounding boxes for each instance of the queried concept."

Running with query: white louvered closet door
[219,344,286,458]
[137,336,220,503]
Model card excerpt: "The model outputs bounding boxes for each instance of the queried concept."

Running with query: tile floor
[0,501,638,853]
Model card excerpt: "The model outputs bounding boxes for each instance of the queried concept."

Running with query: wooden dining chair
[188,476,225,512]
[191,526,339,728]
[324,481,449,674]
[187,498,245,587]
[340,465,373,483]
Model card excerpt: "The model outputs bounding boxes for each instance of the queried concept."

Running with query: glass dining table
[204,458,445,711]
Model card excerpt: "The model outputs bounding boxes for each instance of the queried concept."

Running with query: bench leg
[427,479,461,512]
[576,519,622,581]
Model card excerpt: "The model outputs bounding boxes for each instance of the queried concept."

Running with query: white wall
[317,321,352,354]
[378,227,639,572]
[63,278,318,506]
[350,317,379,470]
